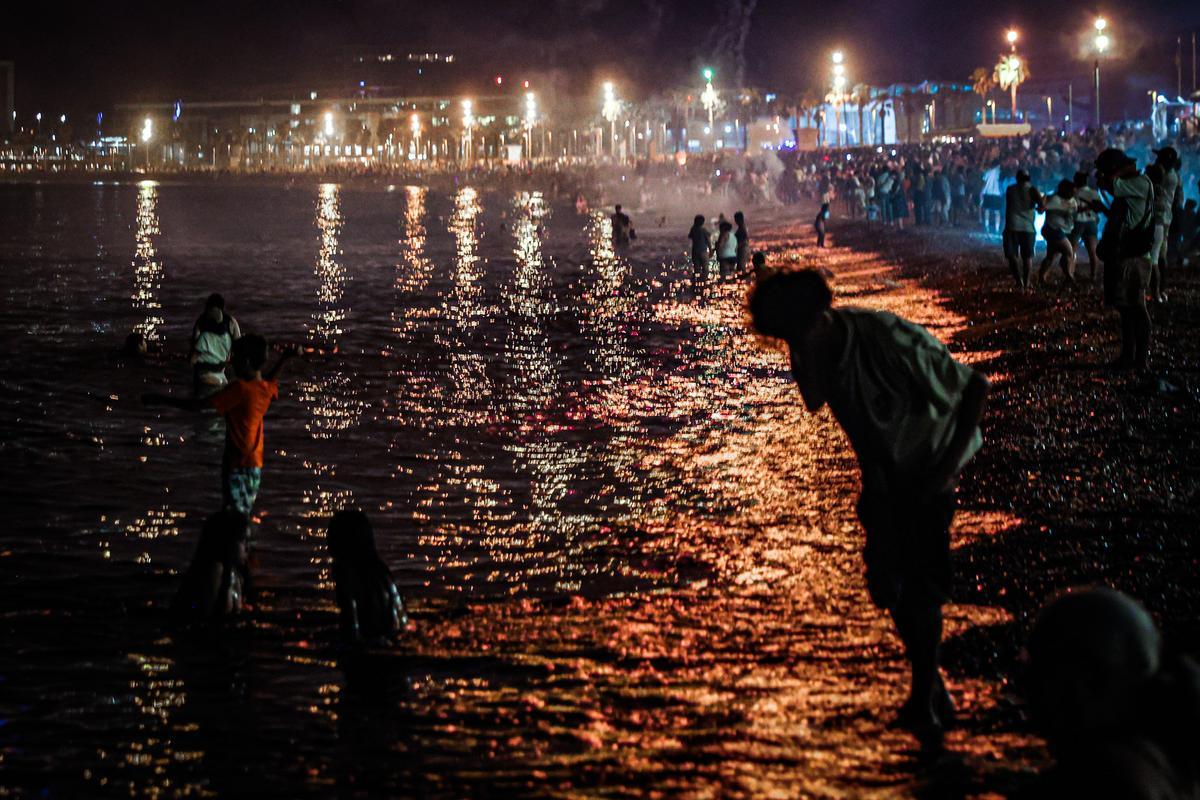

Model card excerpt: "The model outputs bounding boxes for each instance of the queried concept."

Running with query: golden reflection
[441,185,491,414]
[296,184,359,560]
[131,181,162,341]
[86,652,203,797]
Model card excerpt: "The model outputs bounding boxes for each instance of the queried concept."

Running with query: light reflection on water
[131,181,162,342]
[0,183,1038,798]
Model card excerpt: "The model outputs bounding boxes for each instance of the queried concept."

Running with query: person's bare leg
[1022,255,1033,289]
[889,599,950,732]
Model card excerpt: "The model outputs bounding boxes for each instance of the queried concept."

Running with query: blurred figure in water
[749,270,989,742]
[610,204,634,249]
[751,251,771,283]
[118,331,148,361]
[1024,587,1200,799]
[328,510,408,645]
[190,293,241,398]
[172,510,250,624]
[688,214,712,282]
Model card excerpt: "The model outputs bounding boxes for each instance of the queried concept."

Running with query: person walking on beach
[1004,170,1042,290]
[1094,148,1155,372]
[716,220,737,278]
[1071,171,1102,282]
[144,335,299,516]
[749,270,989,741]
[611,204,634,249]
[1038,180,1078,288]
[981,160,1004,233]
[190,293,242,397]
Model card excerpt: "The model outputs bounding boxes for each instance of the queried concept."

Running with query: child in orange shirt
[144,334,297,515]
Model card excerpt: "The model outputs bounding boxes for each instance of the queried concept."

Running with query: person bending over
[749,270,989,740]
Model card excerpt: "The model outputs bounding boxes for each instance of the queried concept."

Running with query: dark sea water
[0,180,1037,798]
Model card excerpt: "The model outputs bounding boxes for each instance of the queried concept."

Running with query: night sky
[5,0,1200,118]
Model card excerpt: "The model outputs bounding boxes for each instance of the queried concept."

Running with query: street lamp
[700,67,718,129]
[1006,29,1018,52]
[323,111,334,138]
[831,51,848,147]
[524,92,537,161]
[140,117,153,169]
[410,113,421,160]
[461,99,474,162]
[1093,17,1111,128]
[602,81,621,159]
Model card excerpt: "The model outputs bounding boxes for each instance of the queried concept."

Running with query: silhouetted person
[815,203,830,248]
[172,510,250,625]
[1094,148,1155,372]
[1024,588,1200,799]
[734,211,750,274]
[749,270,989,741]
[610,204,634,249]
[688,214,711,280]
[328,510,408,645]
[1004,170,1042,289]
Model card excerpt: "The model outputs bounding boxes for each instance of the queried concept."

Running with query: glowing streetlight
[323,111,334,138]
[410,113,421,160]
[700,67,718,128]
[140,117,153,169]
[1006,29,1018,51]
[830,51,849,147]
[524,92,537,160]
[602,81,622,158]
[1093,17,1111,127]
[461,99,474,161]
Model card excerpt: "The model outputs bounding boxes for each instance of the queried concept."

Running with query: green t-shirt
[1005,183,1039,232]
[823,308,983,494]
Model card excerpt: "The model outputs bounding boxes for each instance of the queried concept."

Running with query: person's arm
[926,370,989,496]
[142,392,209,412]
[265,344,300,381]
[229,317,242,341]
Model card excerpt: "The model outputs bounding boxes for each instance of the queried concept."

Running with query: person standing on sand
[749,270,989,742]
[1094,148,1155,373]
[1004,170,1042,290]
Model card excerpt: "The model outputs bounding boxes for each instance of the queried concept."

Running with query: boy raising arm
[144,335,299,516]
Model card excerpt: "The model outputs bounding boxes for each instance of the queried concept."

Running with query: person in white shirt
[1038,180,1079,287]
[1071,171,1102,283]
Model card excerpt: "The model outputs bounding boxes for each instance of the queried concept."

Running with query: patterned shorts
[223,467,263,516]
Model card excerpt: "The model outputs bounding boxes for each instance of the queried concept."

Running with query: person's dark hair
[122,331,147,356]
[614,204,622,212]
[693,214,705,226]
[751,251,766,268]
[1015,170,1031,184]
[232,334,269,371]
[748,269,833,340]
[1096,147,1133,176]
[328,509,380,565]
[206,293,225,311]
[1145,163,1164,184]
[1073,170,1090,188]
[1056,179,1076,199]
[719,220,732,232]
[174,510,249,620]
[734,211,745,225]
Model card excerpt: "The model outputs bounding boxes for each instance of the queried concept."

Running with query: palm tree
[994,54,1029,120]
[971,67,997,124]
